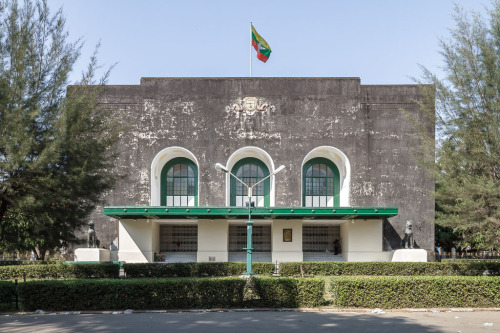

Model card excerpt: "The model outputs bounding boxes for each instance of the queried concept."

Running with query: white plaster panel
[74,248,111,262]
[344,251,394,262]
[345,219,383,252]
[118,219,155,263]
[392,249,428,262]
[271,220,303,262]
[197,219,228,262]
[271,220,302,252]
[118,251,151,263]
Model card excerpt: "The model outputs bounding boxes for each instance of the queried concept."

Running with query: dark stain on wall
[85,78,435,252]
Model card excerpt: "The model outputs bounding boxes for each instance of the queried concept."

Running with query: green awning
[104,206,398,220]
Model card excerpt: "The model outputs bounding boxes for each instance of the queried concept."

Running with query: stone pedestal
[74,248,111,262]
[391,249,427,262]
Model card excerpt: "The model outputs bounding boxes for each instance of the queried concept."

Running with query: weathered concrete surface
[85,78,434,252]
[0,310,497,333]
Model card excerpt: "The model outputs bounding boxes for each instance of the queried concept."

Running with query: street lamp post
[215,163,285,275]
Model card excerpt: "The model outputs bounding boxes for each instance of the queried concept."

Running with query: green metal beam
[104,206,398,220]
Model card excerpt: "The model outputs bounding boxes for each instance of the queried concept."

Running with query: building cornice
[104,206,398,221]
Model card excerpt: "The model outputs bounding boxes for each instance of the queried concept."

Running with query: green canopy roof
[104,206,398,220]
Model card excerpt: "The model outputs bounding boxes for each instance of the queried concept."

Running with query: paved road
[0,310,498,333]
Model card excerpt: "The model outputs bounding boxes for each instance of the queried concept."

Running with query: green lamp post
[215,163,285,275]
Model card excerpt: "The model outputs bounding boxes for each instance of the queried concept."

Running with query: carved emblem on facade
[226,97,275,116]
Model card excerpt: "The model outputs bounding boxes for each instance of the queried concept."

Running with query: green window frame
[160,157,198,206]
[302,157,340,207]
[230,158,270,207]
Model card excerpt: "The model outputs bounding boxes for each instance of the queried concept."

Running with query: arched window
[161,157,198,206]
[303,158,340,207]
[230,158,270,207]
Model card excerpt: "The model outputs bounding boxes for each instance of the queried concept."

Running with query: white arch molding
[301,146,351,206]
[150,147,199,206]
[222,146,278,207]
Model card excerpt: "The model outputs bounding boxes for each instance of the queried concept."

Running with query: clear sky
[46,0,491,85]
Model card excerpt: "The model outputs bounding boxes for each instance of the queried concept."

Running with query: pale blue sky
[47,0,490,85]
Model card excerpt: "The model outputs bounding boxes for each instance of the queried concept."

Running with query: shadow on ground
[0,310,476,333]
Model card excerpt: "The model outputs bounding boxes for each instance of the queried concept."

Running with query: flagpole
[250,22,252,77]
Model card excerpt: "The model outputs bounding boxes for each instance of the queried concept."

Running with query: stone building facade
[92,77,434,263]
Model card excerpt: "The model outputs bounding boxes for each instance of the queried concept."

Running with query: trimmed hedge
[253,277,325,308]
[331,276,500,308]
[442,259,500,263]
[18,278,246,311]
[17,277,323,311]
[0,260,58,266]
[12,275,500,310]
[124,262,275,278]
[0,281,16,305]
[0,263,119,280]
[278,261,500,276]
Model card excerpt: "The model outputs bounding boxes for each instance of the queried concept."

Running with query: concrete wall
[341,219,393,261]
[118,219,154,263]
[345,219,383,252]
[197,219,229,262]
[91,78,434,253]
[272,220,303,262]
[360,85,435,250]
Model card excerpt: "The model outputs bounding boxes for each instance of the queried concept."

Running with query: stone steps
[228,252,272,263]
[161,252,197,263]
[303,252,345,262]
[157,251,345,263]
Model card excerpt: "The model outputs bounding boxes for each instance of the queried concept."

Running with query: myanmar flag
[251,25,271,63]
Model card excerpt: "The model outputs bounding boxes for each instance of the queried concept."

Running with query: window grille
[303,158,340,207]
[161,158,197,206]
[230,158,270,207]
[302,225,340,252]
[229,225,271,252]
[159,225,198,252]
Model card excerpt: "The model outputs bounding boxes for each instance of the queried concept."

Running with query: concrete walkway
[0,309,498,333]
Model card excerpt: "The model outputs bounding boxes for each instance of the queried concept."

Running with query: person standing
[333,239,341,255]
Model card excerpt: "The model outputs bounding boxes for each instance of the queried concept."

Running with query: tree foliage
[416,1,500,250]
[0,0,119,258]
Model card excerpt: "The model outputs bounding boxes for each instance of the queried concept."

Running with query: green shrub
[278,261,500,276]
[253,277,324,308]
[0,260,58,266]
[0,263,119,280]
[124,263,197,278]
[66,263,120,278]
[330,276,500,308]
[124,262,274,278]
[442,259,500,263]
[252,262,276,275]
[17,277,325,311]
[0,281,16,302]
[196,263,244,276]
[18,278,246,311]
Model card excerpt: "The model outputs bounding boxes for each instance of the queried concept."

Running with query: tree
[415,1,500,250]
[0,0,119,259]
